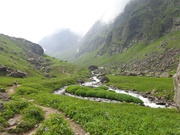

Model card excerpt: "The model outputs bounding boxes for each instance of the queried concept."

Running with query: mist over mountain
[75,0,180,75]
[39,29,81,61]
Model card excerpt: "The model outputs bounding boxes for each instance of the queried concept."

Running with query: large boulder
[98,76,109,83]
[9,70,27,78]
[0,65,7,75]
[174,62,180,111]
[88,65,98,71]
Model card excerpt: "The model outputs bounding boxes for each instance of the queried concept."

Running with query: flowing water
[54,73,168,108]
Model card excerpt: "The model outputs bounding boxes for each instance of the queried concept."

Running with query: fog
[0,0,131,43]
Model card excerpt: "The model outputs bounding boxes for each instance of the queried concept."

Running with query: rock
[8,119,17,126]
[160,72,171,78]
[76,79,85,85]
[173,62,180,112]
[9,70,27,78]
[0,65,7,74]
[0,47,4,51]
[0,92,11,101]
[88,65,98,71]
[156,102,166,105]
[0,102,5,112]
[0,88,6,92]
[99,76,109,83]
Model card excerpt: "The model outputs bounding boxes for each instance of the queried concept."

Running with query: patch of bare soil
[34,104,88,135]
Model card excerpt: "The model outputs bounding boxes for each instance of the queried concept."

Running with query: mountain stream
[54,73,170,108]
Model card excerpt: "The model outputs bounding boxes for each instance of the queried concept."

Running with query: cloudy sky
[0,0,130,43]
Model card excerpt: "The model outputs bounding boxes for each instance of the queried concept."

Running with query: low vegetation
[22,91,180,135]
[0,98,44,133]
[0,32,179,134]
[107,75,174,100]
[65,85,143,104]
[36,113,74,135]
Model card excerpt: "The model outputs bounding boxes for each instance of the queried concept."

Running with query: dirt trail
[3,86,88,135]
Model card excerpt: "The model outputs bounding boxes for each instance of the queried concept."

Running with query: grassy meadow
[13,84,180,135]
[0,33,180,134]
[107,75,174,100]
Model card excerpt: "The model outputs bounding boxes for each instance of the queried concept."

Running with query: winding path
[2,86,88,135]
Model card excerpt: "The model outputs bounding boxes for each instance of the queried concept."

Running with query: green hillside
[0,34,180,135]
[76,31,180,73]
[0,0,180,134]
[0,34,90,88]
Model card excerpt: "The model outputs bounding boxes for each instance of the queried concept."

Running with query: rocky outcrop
[98,76,109,83]
[88,65,98,71]
[0,65,7,75]
[9,70,27,78]
[173,62,180,111]
[0,65,27,78]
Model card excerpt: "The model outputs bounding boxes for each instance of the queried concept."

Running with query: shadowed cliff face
[76,0,179,56]
[174,62,180,112]
[98,0,180,55]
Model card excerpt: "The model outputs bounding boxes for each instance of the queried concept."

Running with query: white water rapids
[54,74,169,108]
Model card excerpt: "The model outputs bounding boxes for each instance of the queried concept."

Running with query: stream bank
[54,73,175,108]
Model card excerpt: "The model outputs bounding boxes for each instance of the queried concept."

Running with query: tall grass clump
[65,86,143,104]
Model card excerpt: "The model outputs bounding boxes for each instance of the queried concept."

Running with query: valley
[0,0,180,134]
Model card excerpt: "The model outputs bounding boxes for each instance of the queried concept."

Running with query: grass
[107,75,174,100]
[0,98,44,133]
[21,91,180,135]
[35,113,74,135]
[11,78,179,134]
[75,31,180,70]
[65,85,143,104]
[0,32,180,134]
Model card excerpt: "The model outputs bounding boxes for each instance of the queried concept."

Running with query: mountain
[39,29,81,61]
[75,0,180,76]
[76,21,111,56]
[0,34,88,80]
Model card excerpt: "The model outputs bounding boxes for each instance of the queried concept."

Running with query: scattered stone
[173,62,180,112]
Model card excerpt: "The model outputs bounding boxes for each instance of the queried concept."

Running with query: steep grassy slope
[0,34,90,89]
[76,31,180,71]
[0,34,43,77]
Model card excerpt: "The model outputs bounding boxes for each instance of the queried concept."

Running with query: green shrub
[22,106,44,122]
[15,86,38,95]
